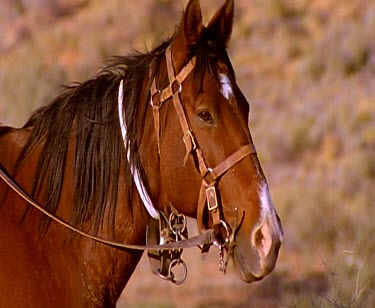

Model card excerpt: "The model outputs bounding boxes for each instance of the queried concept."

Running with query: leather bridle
[150,46,257,246]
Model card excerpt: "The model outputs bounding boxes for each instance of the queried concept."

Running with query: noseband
[149,46,257,248]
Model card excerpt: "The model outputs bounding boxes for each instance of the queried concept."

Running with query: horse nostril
[252,222,272,259]
[254,228,265,249]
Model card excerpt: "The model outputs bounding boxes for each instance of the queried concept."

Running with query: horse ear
[182,0,203,46]
[174,0,203,54]
[207,0,234,47]
[171,0,203,68]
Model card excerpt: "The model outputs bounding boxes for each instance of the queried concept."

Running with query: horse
[0,0,283,306]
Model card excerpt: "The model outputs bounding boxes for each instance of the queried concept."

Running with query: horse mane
[14,40,170,234]
[12,25,234,235]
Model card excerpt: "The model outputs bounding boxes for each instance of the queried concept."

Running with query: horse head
[140,0,283,283]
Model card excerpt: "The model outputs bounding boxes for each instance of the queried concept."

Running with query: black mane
[15,41,170,234]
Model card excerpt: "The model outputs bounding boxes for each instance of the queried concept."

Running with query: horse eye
[197,110,213,123]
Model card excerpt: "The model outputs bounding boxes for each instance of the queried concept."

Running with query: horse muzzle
[233,214,283,283]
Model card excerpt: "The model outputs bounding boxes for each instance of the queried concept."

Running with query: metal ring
[168,259,187,285]
[157,270,171,281]
[169,213,187,236]
[213,220,231,247]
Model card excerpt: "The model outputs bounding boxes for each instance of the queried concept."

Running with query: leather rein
[0,164,214,251]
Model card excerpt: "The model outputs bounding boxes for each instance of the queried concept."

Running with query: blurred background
[0,0,374,307]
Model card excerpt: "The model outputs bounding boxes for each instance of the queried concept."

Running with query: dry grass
[0,0,374,306]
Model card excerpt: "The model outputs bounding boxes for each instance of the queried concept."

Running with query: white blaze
[259,183,282,236]
[219,74,234,100]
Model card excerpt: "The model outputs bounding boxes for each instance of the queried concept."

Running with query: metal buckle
[212,220,231,247]
[170,79,182,94]
[150,89,161,107]
[169,213,187,237]
[206,186,218,211]
[168,258,187,285]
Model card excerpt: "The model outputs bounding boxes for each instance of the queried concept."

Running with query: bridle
[144,45,257,279]
[149,45,257,247]
[0,44,257,284]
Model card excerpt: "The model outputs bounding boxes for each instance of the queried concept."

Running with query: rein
[0,164,215,251]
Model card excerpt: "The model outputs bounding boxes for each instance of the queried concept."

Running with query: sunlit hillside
[1,0,374,307]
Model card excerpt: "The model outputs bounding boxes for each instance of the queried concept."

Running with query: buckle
[212,220,231,247]
[150,89,161,107]
[171,79,182,94]
[206,186,218,211]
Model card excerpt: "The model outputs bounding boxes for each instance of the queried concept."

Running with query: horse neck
[76,193,149,305]
[76,74,165,304]
[0,127,150,306]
